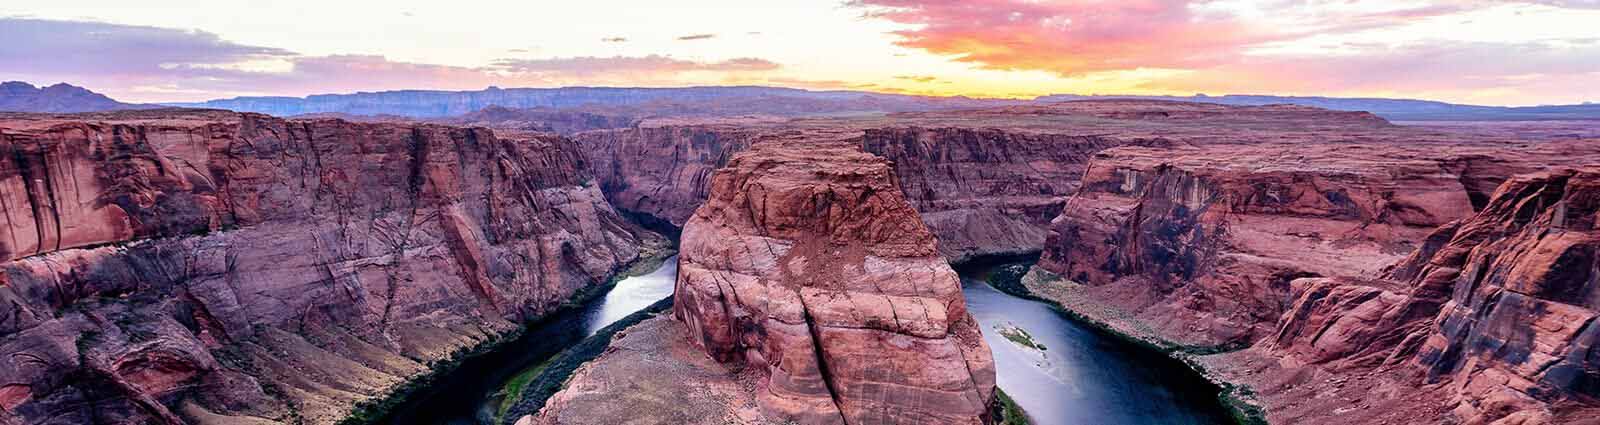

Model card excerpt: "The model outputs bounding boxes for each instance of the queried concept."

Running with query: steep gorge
[576,122,1127,261]
[0,110,660,424]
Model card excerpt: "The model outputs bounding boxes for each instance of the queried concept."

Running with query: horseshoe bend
[4,5,1600,424]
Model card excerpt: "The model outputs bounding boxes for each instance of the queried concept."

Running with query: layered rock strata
[1259,168,1600,424]
[859,127,1124,261]
[578,121,1131,260]
[0,110,657,424]
[672,139,996,424]
[1033,143,1481,346]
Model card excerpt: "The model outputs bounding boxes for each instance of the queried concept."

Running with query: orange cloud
[850,0,1280,75]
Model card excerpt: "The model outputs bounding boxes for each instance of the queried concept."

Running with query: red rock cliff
[673,138,996,424]
[1034,143,1479,346]
[0,110,658,424]
[578,121,1128,261]
[1267,168,1600,423]
[860,127,1124,261]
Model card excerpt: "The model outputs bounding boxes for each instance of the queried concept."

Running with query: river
[960,262,1235,424]
[390,255,1233,425]
[384,256,680,425]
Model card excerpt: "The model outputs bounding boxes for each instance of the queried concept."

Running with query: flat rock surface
[527,315,774,425]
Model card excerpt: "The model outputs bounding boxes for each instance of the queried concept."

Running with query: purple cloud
[0,18,783,102]
[0,18,291,75]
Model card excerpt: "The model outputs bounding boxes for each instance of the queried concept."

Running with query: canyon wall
[1033,143,1480,346]
[574,123,764,227]
[1025,136,1600,422]
[1265,168,1600,423]
[0,110,657,424]
[859,127,1124,261]
[673,139,996,424]
[578,122,1127,260]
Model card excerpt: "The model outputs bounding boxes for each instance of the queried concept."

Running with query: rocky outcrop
[1034,143,1480,346]
[673,139,996,424]
[0,110,657,424]
[1266,168,1600,423]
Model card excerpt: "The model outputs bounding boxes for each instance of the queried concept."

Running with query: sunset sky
[3,0,1598,105]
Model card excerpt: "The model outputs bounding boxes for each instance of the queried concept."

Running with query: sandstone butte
[671,139,996,424]
[0,109,662,424]
[531,138,999,425]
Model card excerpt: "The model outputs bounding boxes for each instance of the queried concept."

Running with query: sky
[2,0,1598,105]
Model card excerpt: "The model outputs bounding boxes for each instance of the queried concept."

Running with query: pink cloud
[846,0,1573,76]
[1141,39,1600,104]
[0,18,784,102]
[849,0,1281,75]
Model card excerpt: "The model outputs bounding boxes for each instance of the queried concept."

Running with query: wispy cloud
[893,75,940,83]
[0,18,783,102]
[848,0,1600,104]
[676,33,716,41]
[601,37,628,43]
[847,0,1279,76]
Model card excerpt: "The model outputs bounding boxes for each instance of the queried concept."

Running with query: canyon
[557,101,1600,424]
[0,95,1595,425]
[0,110,662,424]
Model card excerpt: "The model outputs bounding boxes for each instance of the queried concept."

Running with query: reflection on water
[581,256,678,336]
[391,255,1230,425]
[387,256,680,425]
[964,273,1233,425]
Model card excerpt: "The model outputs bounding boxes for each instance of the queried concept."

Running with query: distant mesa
[11,81,1599,123]
[0,81,146,113]
[1035,93,1600,121]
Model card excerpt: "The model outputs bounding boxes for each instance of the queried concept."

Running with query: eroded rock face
[1404,169,1600,423]
[1239,168,1600,424]
[860,127,1125,261]
[576,123,764,227]
[578,122,1130,260]
[1035,143,1480,346]
[673,139,996,425]
[0,110,656,424]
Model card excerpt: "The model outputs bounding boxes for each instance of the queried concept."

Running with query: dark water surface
[962,262,1235,425]
[384,256,679,425]
[388,255,1231,425]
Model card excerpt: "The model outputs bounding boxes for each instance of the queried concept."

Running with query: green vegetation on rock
[495,297,675,424]
[334,245,676,425]
[992,388,1032,425]
[996,324,1046,351]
